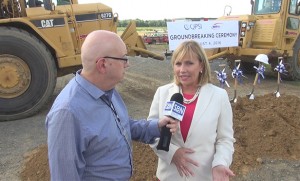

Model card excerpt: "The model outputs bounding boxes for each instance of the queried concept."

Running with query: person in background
[148,40,235,181]
[46,30,178,181]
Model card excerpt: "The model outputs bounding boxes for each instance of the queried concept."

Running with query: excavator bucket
[121,21,164,61]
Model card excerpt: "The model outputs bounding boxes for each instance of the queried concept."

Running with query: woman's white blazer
[148,83,235,181]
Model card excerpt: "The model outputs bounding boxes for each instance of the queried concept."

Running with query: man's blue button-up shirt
[46,70,160,181]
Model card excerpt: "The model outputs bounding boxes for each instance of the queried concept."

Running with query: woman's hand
[171,148,199,177]
[212,165,235,181]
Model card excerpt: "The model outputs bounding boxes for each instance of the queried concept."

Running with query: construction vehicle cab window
[0,0,164,121]
[25,0,43,7]
[51,0,71,5]
[288,0,300,14]
[23,0,69,7]
[255,0,282,14]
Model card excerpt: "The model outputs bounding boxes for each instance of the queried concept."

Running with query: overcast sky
[78,0,252,20]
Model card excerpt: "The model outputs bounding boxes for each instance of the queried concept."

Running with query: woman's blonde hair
[171,40,211,86]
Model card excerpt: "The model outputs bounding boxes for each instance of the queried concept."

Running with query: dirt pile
[231,94,300,177]
[20,94,300,181]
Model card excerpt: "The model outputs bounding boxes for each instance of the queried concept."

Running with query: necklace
[179,86,201,104]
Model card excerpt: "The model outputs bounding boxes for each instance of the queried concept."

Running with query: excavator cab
[253,0,300,15]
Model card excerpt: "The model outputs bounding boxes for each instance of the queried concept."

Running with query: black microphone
[156,93,186,151]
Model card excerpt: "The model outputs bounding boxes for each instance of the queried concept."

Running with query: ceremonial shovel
[217,64,230,88]
[274,57,283,98]
[248,72,259,100]
[247,54,269,100]
[231,60,241,103]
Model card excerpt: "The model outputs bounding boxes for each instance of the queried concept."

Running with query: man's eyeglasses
[104,56,128,63]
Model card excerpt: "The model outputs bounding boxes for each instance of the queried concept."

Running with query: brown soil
[20,45,300,181]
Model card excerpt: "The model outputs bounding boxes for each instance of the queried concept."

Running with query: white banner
[167,21,239,51]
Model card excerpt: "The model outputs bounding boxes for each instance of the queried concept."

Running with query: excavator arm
[121,21,164,61]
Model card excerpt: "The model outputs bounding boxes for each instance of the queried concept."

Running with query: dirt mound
[20,145,49,180]
[20,94,300,181]
[231,93,300,177]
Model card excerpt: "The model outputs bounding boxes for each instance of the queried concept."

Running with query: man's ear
[96,58,106,73]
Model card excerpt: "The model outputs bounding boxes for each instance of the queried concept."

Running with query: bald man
[46,30,177,181]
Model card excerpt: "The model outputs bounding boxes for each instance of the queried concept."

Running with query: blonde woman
[148,40,235,181]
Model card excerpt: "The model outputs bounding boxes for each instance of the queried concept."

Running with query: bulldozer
[0,0,164,121]
[208,0,300,80]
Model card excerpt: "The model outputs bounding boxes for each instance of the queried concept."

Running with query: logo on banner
[184,23,202,30]
[211,23,222,30]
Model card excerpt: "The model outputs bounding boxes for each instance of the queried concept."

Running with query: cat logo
[41,19,54,28]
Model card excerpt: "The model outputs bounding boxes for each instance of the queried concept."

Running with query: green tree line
[118,19,169,27]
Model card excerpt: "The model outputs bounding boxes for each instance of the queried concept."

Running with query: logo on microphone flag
[163,101,186,121]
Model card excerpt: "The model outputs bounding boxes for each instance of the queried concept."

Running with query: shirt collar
[75,69,114,100]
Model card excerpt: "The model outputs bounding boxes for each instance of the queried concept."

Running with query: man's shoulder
[49,78,84,112]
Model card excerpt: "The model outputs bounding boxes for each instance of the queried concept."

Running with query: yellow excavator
[208,0,300,80]
[0,0,164,121]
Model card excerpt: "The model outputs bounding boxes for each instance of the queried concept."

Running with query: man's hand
[158,116,178,134]
[212,165,235,181]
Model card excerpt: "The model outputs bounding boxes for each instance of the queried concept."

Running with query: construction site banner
[167,20,239,50]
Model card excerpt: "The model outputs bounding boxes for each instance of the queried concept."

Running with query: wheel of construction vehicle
[0,27,57,121]
[285,41,300,80]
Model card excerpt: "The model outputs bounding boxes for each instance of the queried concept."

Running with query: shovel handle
[231,60,241,103]
[253,73,259,86]
[234,76,238,90]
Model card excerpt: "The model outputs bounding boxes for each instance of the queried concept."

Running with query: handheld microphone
[157,93,186,151]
